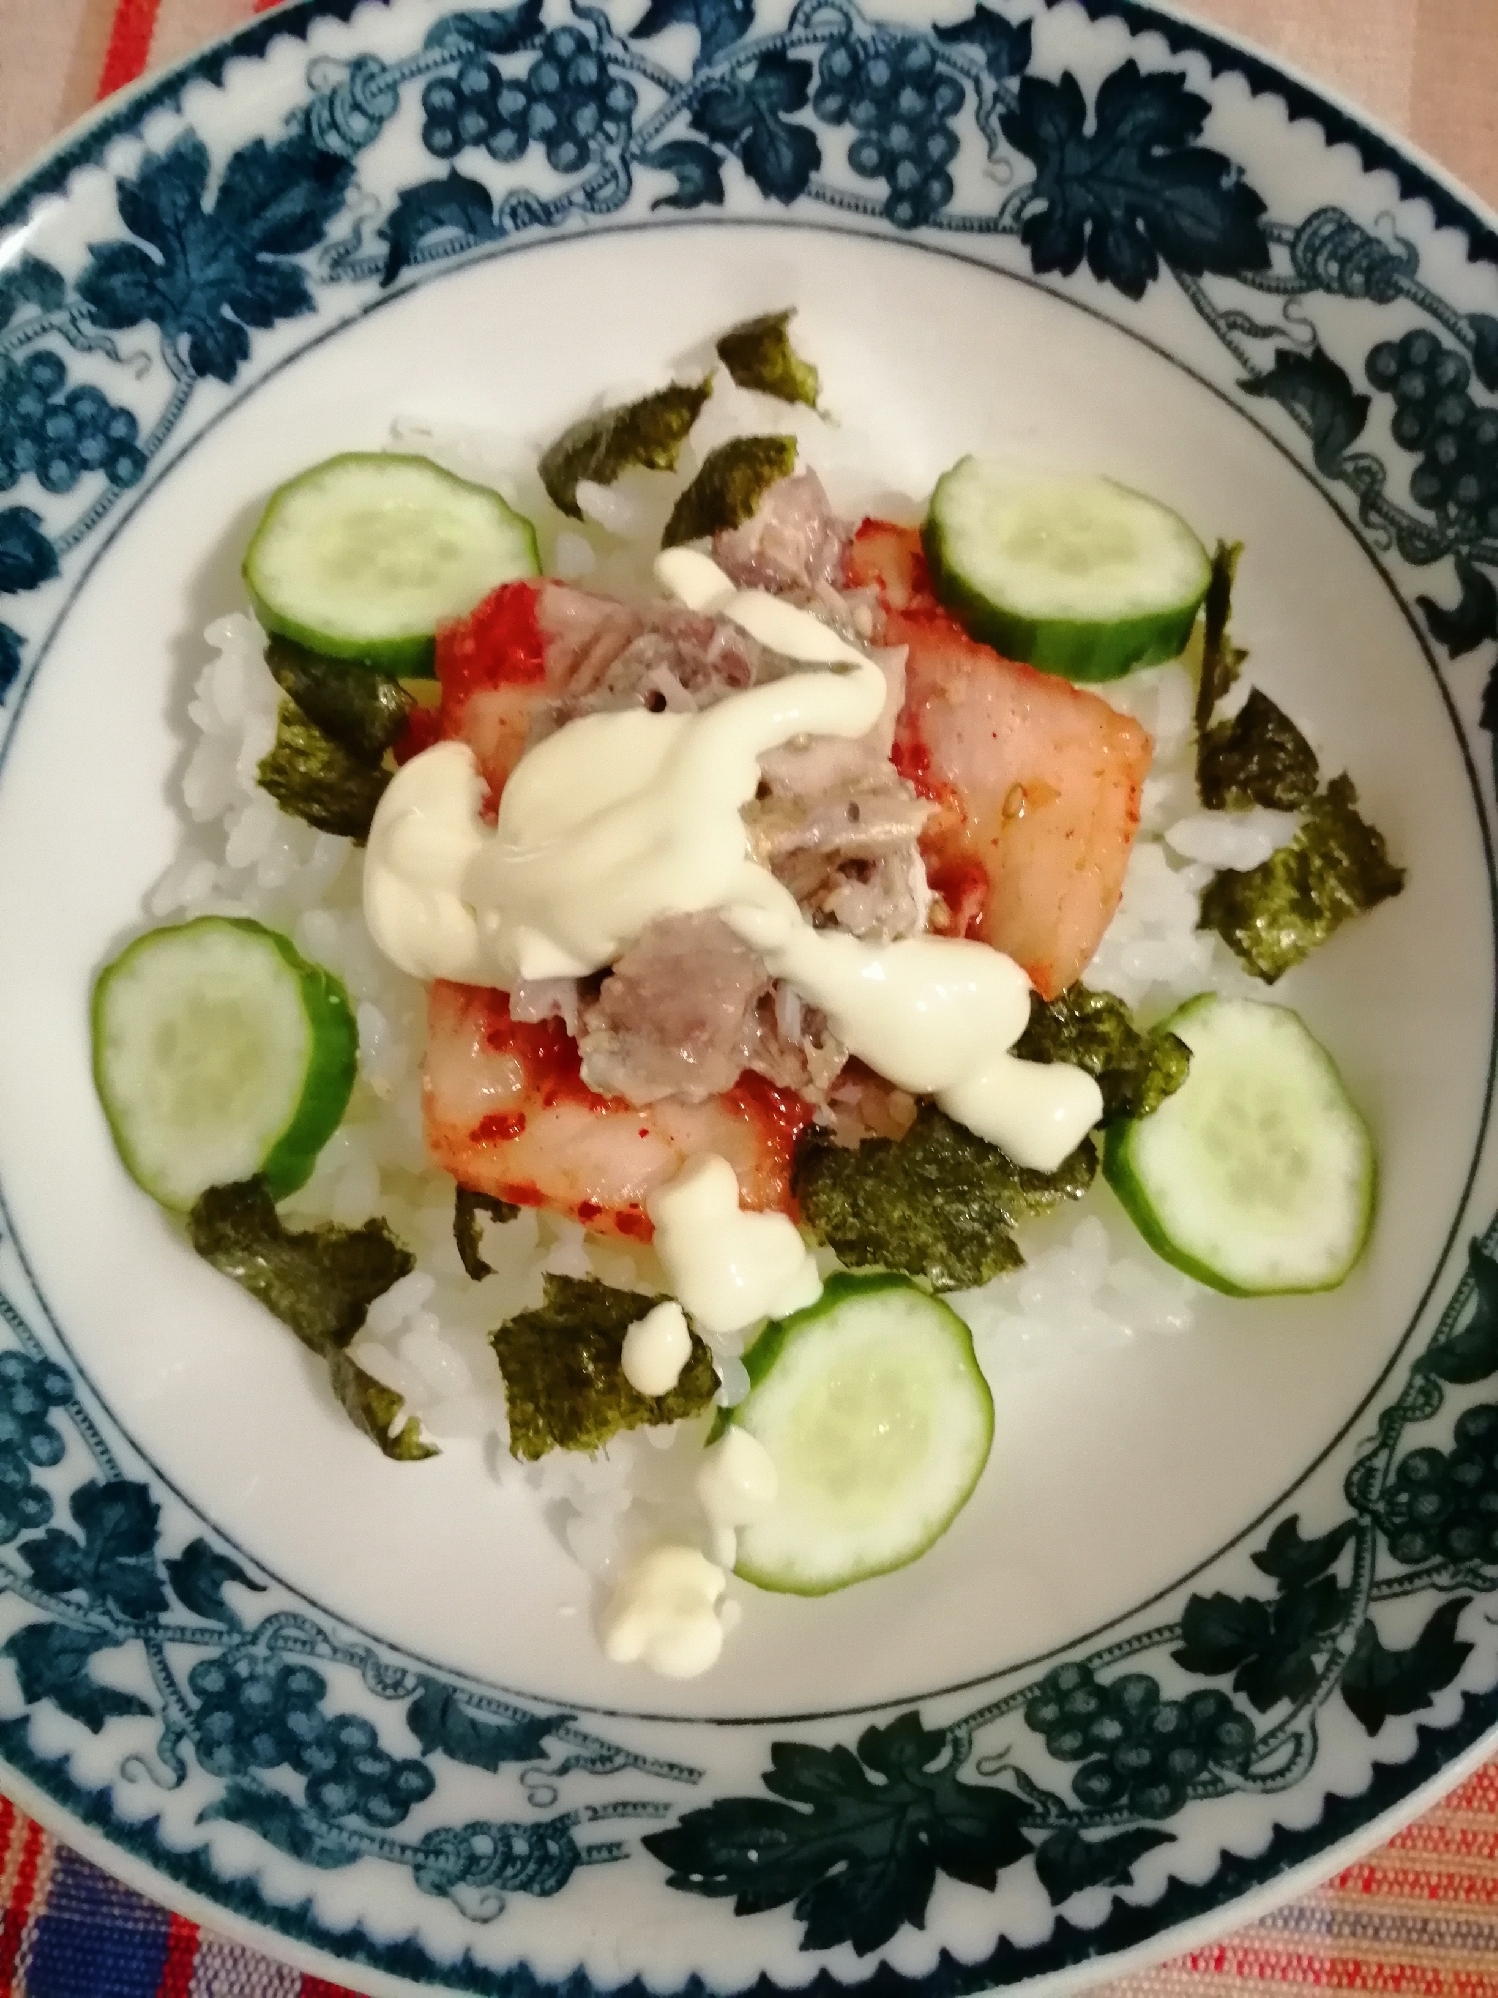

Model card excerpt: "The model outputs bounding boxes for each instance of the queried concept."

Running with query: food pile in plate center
[90,310,1403,1676]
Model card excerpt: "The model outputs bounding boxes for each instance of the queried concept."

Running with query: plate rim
[1,0,1497,1991]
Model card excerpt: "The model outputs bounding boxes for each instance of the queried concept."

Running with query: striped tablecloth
[0,0,1496,1992]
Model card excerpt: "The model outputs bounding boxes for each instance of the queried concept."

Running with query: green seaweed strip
[715,310,820,408]
[257,699,391,842]
[188,1179,433,1461]
[1198,687,1319,812]
[1015,984,1191,1122]
[453,1186,521,1282]
[491,1274,716,1460]
[1199,773,1406,982]
[795,1105,1096,1292]
[328,1350,437,1462]
[662,435,798,547]
[1194,539,1245,733]
[538,380,712,519]
[266,636,413,766]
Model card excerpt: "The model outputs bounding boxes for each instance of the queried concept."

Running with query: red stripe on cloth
[156,1911,199,1997]
[96,0,163,99]
[0,1816,45,1989]
[253,0,287,12]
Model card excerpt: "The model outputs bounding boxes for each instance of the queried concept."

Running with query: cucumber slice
[92,917,357,1211]
[1102,994,1374,1296]
[244,453,539,675]
[924,458,1211,681]
[730,1272,993,1595]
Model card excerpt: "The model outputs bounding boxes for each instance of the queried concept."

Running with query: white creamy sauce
[648,1155,822,1336]
[620,1300,693,1398]
[696,1426,779,1571]
[366,658,887,986]
[363,553,1100,1179]
[600,1544,727,1679]
[654,547,873,668]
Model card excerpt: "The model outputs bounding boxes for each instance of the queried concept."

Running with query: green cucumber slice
[1102,994,1374,1296]
[923,458,1211,681]
[244,453,539,675]
[92,917,358,1211]
[730,1271,994,1595]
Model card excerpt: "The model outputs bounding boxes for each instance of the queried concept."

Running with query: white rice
[153,384,1272,1621]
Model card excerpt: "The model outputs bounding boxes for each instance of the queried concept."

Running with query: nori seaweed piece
[1194,539,1246,733]
[1199,773,1405,983]
[662,435,798,547]
[715,310,820,408]
[327,1349,436,1461]
[453,1186,521,1282]
[538,380,712,519]
[1198,687,1319,811]
[1015,984,1191,1122]
[794,1104,1096,1293]
[257,699,391,842]
[188,1179,433,1462]
[266,635,413,767]
[491,1274,717,1460]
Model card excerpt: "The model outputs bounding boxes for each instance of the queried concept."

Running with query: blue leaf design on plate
[692,52,821,205]
[1001,60,1270,298]
[406,1679,572,1770]
[645,140,727,210]
[202,1781,363,1867]
[633,0,753,66]
[0,256,65,330]
[165,1537,266,1625]
[645,1712,1031,1955]
[380,172,497,286]
[0,625,20,701]
[78,132,353,383]
[2,1623,153,1734]
[19,1478,167,1621]
[1032,1826,1174,1905]
[1341,1600,1473,1736]
[0,508,57,595]
[1422,558,1498,664]
[1469,313,1498,393]
[424,0,543,53]
[933,5,1031,81]
[1240,344,1369,474]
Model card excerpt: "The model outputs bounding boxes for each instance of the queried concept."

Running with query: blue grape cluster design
[0,1351,71,1544]
[1365,330,1498,543]
[421,28,638,175]
[0,351,147,497]
[188,1652,435,1827]
[1026,1662,1256,1819]
[1377,1403,1498,1569]
[413,1817,579,1900]
[813,36,964,229]
[422,59,532,164]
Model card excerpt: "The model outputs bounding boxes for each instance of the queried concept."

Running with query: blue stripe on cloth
[23,1846,173,1998]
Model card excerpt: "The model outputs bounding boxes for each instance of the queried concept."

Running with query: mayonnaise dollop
[367,660,886,986]
[363,556,1102,1170]
[600,1545,727,1678]
[620,1300,693,1398]
[648,1155,822,1336]
[696,1426,778,1569]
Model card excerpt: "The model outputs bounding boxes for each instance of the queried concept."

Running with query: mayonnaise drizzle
[600,1545,727,1679]
[648,1155,822,1336]
[620,1300,693,1398]
[697,1427,779,1571]
[363,555,1102,1171]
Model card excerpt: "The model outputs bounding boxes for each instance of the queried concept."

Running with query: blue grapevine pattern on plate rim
[1,0,1498,1987]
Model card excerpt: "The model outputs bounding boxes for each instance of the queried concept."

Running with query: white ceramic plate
[1,1,1498,1990]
